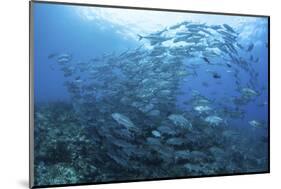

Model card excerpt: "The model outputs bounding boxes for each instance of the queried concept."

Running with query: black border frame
[29,1,270,188]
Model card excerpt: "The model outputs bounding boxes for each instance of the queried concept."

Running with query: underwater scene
[32,2,269,187]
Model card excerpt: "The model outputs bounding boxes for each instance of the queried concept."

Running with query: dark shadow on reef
[34,101,268,186]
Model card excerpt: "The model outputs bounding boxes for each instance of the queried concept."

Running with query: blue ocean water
[34,4,137,102]
[32,2,269,187]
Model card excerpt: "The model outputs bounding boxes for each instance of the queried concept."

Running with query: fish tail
[137,34,143,41]
[224,119,228,126]
[193,70,198,77]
